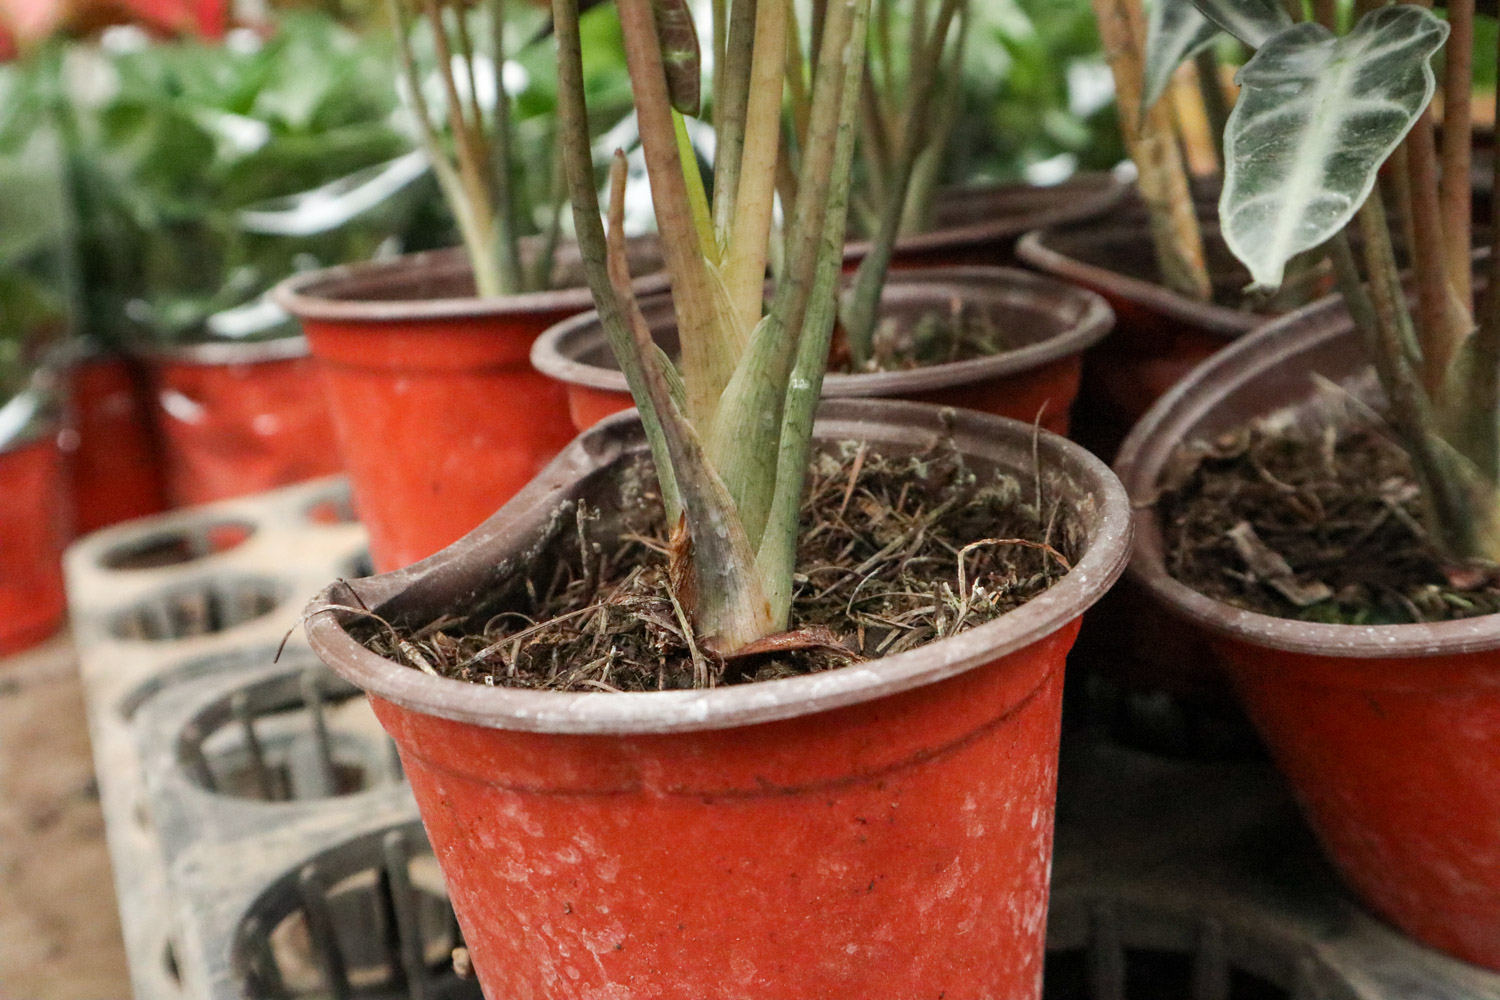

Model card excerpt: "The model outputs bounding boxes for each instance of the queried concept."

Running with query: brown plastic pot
[65,350,169,533]
[1116,292,1500,970]
[136,336,341,508]
[531,266,1113,437]
[844,172,1127,270]
[277,245,668,573]
[305,397,1132,999]
[0,418,69,655]
[1017,214,1283,458]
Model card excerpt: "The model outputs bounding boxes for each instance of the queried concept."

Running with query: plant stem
[723,0,789,332]
[842,0,963,365]
[1441,0,1474,309]
[552,0,681,522]
[618,0,741,426]
[1192,47,1227,168]
[1402,114,1467,394]
[1091,0,1211,301]
[712,0,759,248]
[757,0,870,626]
[487,0,526,294]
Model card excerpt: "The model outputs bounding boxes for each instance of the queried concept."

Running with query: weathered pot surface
[531,266,1114,436]
[305,398,1133,999]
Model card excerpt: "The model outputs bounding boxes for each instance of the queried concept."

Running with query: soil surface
[365,439,1081,692]
[1158,421,1500,624]
[830,305,1015,374]
[0,635,129,1000]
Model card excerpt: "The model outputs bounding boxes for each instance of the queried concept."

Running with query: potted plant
[1117,0,1500,968]
[531,0,1118,438]
[1015,0,1320,457]
[0,62,73,654]
[276,0,668,573]
[59,16,421,512]
[305,0,1133,995]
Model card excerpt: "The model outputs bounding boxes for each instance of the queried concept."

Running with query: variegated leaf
[1220,5,1448,290]
[1190,0,1290,48]
[1144,0,1221,112]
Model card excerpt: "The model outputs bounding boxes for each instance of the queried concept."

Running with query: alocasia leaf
[1190,0,1290,48]
[1143,0,1221,112]
[1220,4,1448,289]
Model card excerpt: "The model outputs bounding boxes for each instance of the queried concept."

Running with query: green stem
[487,0,526,294]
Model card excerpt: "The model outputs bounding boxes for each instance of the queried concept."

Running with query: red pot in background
[138,337,340,508]
[0,420,69,655]
[1117,291,1500,970]
[65,351,169,534]
[532,267,1113,438]
[844,173,1127,271]
[276,246,668,574]
[1018,216,1277,460]
[306,399,1133,999]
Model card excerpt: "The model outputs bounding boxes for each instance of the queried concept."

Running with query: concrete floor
[0,634,130,1000]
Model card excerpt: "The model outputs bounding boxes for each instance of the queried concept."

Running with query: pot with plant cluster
[276,244,667,573]
[306,398,1131,999]
[1117,294,1500,970]
[0,395,69,655]
[532,266,1113,436]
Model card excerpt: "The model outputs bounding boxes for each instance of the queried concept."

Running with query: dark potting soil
[361,440,1080,692]
[1157,421,1500,625]
[830,303,1015,374]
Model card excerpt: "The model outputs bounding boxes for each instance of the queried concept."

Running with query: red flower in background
[0,0,225,57]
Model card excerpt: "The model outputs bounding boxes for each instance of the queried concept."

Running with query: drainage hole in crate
[110,577,286,642]
[100,521,256,571]
[343,550,376,579]
[237,829,474,1000]
[181,668,398,801]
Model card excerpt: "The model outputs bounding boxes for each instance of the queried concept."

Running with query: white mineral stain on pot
[252,413,280,435]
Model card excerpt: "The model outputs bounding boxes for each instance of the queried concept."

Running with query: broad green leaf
[1143,0,1221,112]
[1190,0,1290,48]
[1220,5,1448,290]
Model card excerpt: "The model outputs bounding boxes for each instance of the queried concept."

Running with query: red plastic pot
[138,337,340,508]
[532,267,1113,437]
[1117,291,1500,970]
[844,173,1127,271]
[306,398,1132,998]
[277,246,669,574]
[65,351,169,533]
[0,420,69,655]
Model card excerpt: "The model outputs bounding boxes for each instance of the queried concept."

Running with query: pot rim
[129,334,312,366]
[272,245,671,325]
[530,266,1115,398]
[841,172,1127,262]
[1116,292,1500,659]
[305,398,1133,734]
[1016,225,1263,340]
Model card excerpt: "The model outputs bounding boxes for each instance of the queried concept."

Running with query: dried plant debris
[360,440,1081,692]
[834,300,1015,373]
[1158,421,1500,624]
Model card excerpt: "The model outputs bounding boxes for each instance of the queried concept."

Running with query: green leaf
[1190,0,1290,49]
[1143,0,1221,112]
[1220,5,1448,290]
